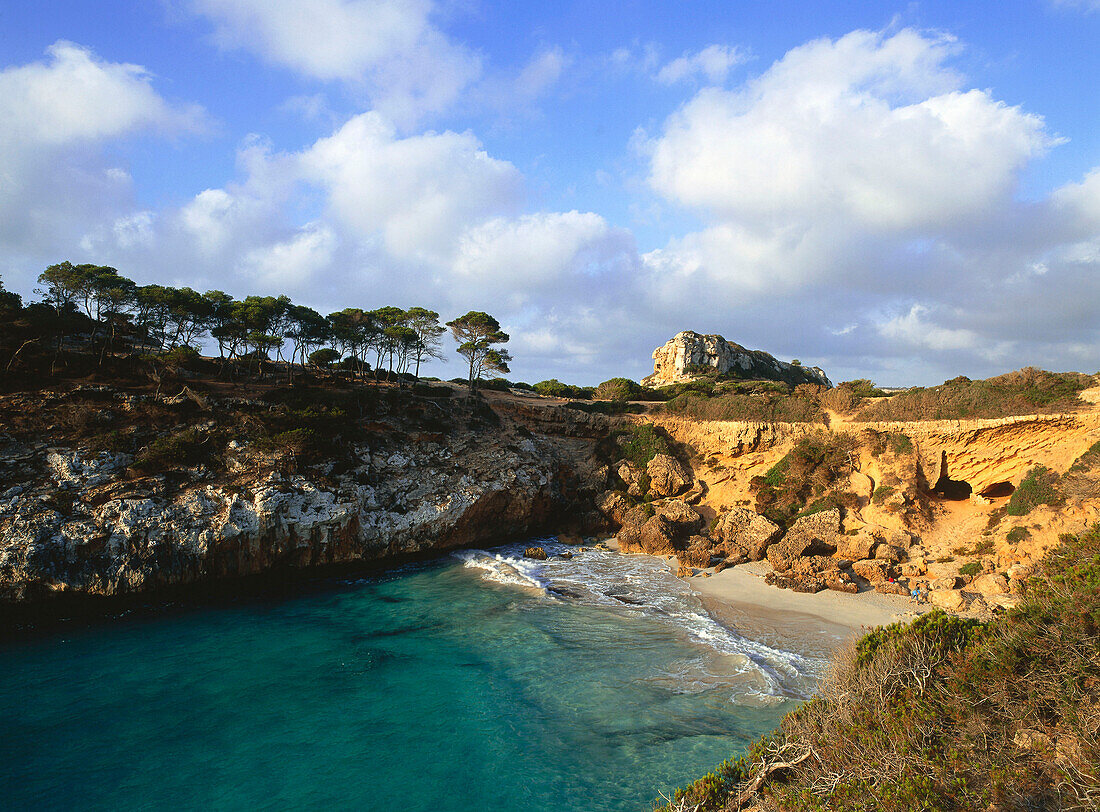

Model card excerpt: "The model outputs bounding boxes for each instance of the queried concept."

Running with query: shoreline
[602,539,927,662]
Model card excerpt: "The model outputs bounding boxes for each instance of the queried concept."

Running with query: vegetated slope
[854,368,1096,422]
[663,528,1100,812]
[645,368,1096,427]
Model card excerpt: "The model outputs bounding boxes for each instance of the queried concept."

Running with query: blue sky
[1,0,1098,385]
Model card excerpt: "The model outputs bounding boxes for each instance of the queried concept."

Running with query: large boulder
[851,559,891,584]
[615,462,646,497]
[836,532,876,561]
[636,515,680,556]
[655,500,704,533]
[713,508,782,561]
[677,536,716,569]
[766,508,841,572]
[620,504,654,528]
[595,490,633,527]
[646,454,692,498]
[930,589,968,612]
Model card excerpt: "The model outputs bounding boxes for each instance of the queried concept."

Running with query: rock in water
[641,330,831,388]
[523,547,548,560]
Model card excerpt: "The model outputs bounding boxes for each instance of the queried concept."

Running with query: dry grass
[855,368,1094,422]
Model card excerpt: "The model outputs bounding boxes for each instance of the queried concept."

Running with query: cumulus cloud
[640,28,1100,381]
[0,41,205,268]
[189,0,481,125]
[656,44,750,85]
[298,112,524,263]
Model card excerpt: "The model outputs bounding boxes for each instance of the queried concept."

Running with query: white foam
[455,539,827,700]
[454,549,548,592]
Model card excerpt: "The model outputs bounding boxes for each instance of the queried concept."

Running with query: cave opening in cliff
[932,475,973,500]
[979,481,1015,499]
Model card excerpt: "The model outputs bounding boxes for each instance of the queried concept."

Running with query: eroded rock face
[766,508,841,572]
[641,331,831,388]
[646,454,692,498]
[0,398,608,606]
[712,508,781,561]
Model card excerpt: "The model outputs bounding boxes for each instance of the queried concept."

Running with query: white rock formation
[641,331,830,388]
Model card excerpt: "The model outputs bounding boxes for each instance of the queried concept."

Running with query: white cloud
[656,44,750,85]
[240,222,339,287]
[454,211,636,305]
[189,0,481,125]
[0,41,204,145]
[639,28,1100,379]
[1052,0,1100,11]
[649,30,1051,232]
[515,46,570,101]
[298,112,523,263]
[0,42,206,261]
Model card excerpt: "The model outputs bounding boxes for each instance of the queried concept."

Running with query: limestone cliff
[641,330,831,388]
[0,385,609,608]
[634,403,1100,612]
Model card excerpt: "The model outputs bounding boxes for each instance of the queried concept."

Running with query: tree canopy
[446,311,512,391]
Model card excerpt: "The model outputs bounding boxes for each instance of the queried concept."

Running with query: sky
[1,0,1098,386]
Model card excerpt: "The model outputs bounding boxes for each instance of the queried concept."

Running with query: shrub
[752,432,860,527]
[132,428,212,472]
[1005,526,1030,544]
[1006,466,1064,516]
[612,423,672,468]
[593,377,643,401]
[307,348,340,368]
[959,562,982,577]
[855,367,1093,422]
[532,379,593,399]
[838,378,888,398]
[663,528,1100,811]
[888,432,913,455]
[871,484,895,505]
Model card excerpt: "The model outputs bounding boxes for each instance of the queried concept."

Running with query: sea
[0,539,838,811]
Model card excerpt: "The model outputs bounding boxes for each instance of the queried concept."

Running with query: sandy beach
[688,560,927,660]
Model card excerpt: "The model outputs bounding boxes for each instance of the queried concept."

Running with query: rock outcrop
[0,388,609,607]
[712,508,781,562]
[642,330,831,388]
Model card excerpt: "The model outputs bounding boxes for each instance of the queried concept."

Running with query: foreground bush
[664,527,1100,811]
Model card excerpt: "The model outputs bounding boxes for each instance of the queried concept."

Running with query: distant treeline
[0,262,511,386]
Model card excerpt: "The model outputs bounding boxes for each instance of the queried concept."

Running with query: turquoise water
[0,541,819,811]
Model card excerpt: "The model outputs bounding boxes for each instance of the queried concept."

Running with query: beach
[688,560,927,662]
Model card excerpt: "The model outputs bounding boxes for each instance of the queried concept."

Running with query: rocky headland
[642,330,831,388]
[0,383,609,617]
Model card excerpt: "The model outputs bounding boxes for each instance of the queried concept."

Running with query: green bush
[888,432,913,455]
[959,562,982,577]
[752,432,860,527]
[307,348,340,368]
[1006,466,1064,516]
[612,423,671,468]
[533,379,593,399]
[132,428,212,472]
[871,484,895,505]
[1005,526,1031,544]
[593,377,643,401]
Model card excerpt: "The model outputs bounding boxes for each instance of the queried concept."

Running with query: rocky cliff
[0,385,609,609]
[602,404,1100,616]
[641,330,831,388]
